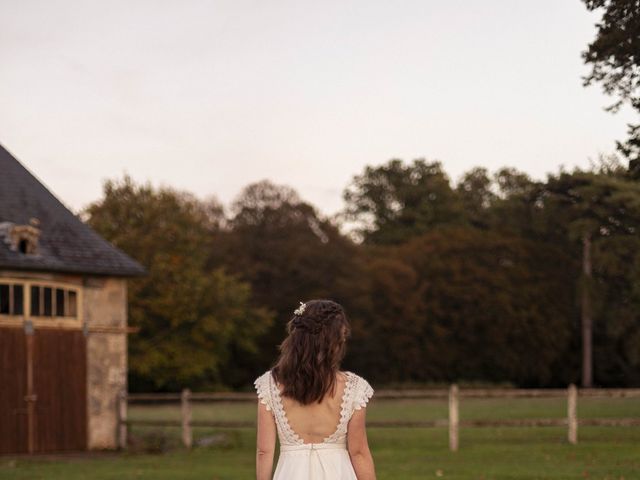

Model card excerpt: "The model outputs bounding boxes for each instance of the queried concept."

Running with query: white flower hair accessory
[294,301,306,316]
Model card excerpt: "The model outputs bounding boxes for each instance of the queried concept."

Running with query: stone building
[0,144,145,454]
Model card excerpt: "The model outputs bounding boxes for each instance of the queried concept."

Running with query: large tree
[544,166,640,386]
[343,159,467,244]
[357,227,577,386]
[210,180,370,381]
[486,167,550,240]
[582,0,640,175]
[455,167,497,229]
[84,176,272,391]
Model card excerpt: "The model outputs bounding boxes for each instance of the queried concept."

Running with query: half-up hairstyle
[272,299,351,405]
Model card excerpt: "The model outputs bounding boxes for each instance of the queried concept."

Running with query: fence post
[117,389,127,449]
[181,388,193,449]
[567,384,577,444]
[449,384,459,451]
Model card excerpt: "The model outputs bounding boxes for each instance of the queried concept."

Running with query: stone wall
[83,276,128,450]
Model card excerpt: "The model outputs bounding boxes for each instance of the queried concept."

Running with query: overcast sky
[1,0,636,217]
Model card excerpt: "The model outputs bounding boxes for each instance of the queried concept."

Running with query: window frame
[0,278,83,329]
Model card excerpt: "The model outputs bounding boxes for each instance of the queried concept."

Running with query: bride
[254,299,376,480]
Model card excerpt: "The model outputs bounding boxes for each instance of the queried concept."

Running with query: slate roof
[0,144,145,277]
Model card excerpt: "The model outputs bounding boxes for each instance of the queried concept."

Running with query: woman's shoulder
[253,370,274,411]
[341,371,374,410]
[341,370,371,385]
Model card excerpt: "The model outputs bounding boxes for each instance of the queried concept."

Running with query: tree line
[84,159,640,391]
[86,0,640,391]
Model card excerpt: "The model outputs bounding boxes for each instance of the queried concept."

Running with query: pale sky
[1,0,636,217]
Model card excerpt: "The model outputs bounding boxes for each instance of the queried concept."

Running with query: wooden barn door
[0,326,87,454]
[0,327,29,454]
[32,329,87,452]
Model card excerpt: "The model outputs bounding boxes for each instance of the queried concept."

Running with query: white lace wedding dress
[254,370,374,480]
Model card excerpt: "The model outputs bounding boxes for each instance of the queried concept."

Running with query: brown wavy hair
[271,299,351,405]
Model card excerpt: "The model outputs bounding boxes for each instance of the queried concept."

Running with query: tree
[488,168,552,238]
[544,167,640,386]
[358,227,576,386]
[591,233,640,385]
[211,180,370,380]
[84,176,272,391]
[343,159,467,244]
[582,0,640,173]
[343,158,640,387]
[455,167,497,229]
[355,254,430,382]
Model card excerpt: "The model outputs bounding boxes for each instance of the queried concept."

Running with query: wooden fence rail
[117,384,640,451]
[126,387,640,402]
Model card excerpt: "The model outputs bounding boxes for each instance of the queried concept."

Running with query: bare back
[254,369,373,446]
[277,372,347,443]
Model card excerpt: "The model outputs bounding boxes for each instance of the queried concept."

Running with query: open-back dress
[254,370,374,480]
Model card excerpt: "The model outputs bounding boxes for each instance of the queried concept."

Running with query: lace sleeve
[254,371,273,412]
[352,375,374,411]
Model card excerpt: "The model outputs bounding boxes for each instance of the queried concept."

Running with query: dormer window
[18,239,28,254]
[0,218,41,255]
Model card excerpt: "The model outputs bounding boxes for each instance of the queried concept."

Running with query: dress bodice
[254,370,374,446]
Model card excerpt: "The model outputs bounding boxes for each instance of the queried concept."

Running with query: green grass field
[1,397,639,479]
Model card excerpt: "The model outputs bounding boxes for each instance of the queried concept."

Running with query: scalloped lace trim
[354,380,374,410]
[270,373,304,445]
[254,373,272,412]
[323,371,356,443]
[268,371,371,446]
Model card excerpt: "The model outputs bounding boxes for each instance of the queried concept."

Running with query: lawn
[1,397,639,479]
